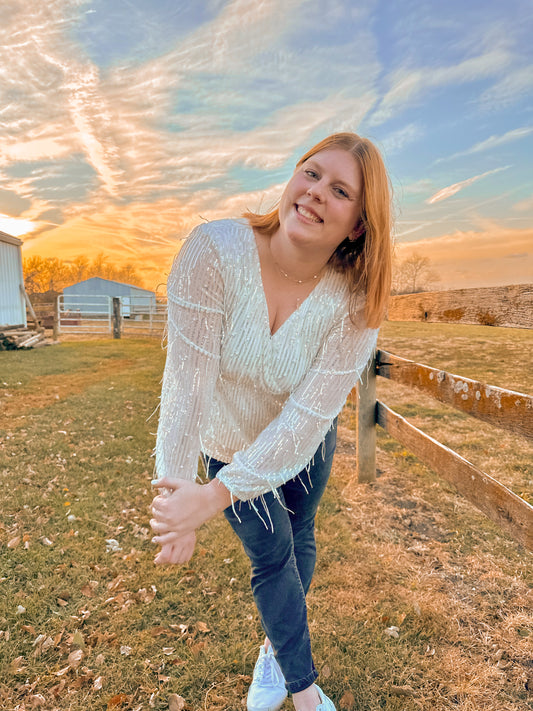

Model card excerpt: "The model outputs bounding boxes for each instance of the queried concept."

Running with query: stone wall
[387,284,532,329]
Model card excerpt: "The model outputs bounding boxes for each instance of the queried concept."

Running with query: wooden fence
[351,350,533,552]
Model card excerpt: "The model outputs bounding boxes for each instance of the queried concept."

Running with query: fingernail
[151,479,159,485]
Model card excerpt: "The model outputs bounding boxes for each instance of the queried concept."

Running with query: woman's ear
[349,221,365,241]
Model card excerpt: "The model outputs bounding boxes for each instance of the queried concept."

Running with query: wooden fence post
[356,351,377,483]
[112,297,121,339]
[53,297,60,341]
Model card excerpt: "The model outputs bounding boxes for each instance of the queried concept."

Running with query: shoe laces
[254,649,282,685]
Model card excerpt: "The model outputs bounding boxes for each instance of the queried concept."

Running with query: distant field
[0,325,531,710]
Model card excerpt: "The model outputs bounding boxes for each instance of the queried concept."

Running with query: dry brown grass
[0,327,532,710]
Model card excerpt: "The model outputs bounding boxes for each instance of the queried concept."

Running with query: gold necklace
[273,260,323,284]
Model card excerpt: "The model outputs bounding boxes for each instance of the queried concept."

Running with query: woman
[150,132,392,711]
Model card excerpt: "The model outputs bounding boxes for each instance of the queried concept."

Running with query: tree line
[23,254,144,294]
[22,251,438,297]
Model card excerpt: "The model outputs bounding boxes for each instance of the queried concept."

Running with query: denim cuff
[285,666,319,695]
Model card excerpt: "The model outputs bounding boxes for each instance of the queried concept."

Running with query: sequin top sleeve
[216,314,378,502]
[154,225,224,483]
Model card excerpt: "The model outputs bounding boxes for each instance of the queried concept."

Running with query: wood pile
[0,326,47,350]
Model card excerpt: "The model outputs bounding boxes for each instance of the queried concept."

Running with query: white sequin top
[155,218,378,501]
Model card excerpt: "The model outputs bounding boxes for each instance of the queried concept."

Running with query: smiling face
[277,148,364,260]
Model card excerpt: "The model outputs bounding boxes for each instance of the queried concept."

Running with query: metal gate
[57,295,167,336]
[57,294,112,335]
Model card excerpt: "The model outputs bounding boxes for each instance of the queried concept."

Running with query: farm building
[63,277,156,317]
[0,231,27,328]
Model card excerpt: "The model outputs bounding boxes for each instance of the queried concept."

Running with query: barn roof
[0,230,23,247]
[65,276,154,295]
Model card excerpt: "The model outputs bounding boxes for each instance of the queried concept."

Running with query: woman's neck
[269,229,330,283]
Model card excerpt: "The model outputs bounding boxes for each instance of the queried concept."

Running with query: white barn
[63,277,156,317]
[0,231,26,328]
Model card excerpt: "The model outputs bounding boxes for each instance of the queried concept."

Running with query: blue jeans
[204,419,337,694]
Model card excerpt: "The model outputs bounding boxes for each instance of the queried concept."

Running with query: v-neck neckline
[249,226,330,338]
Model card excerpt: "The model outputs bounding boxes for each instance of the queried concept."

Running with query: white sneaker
[247,645,287,711]
[315,683,336,710]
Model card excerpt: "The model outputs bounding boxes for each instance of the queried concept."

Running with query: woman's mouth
[296,205,322,223]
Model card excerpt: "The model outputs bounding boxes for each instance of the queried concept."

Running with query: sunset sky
[1,0,532,292]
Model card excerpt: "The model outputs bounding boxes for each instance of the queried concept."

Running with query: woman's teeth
[297,206,321,222]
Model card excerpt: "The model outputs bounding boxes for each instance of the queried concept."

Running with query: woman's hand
[150,477,233,549]
[154,532,197,565]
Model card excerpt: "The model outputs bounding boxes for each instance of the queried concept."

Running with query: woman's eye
[334,187,348,198]
[305,169,318,179]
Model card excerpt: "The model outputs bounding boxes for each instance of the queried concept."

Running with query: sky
[0,0,532,292]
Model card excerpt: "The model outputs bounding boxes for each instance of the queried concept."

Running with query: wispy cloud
[369,48,510,126]
[381,123,422,155]
[426,166,511,204]
[479,65,533,108]
[436,126,533,163]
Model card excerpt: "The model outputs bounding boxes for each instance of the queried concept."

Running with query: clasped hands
[150,476,233,565]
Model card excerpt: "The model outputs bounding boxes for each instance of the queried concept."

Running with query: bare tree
[392,253,441,294]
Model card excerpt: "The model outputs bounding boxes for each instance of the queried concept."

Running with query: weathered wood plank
[356,354,377,483]
[377,349,532,439]
[376,401,533,552]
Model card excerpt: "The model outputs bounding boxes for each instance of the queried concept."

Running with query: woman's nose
[307,182,324,200]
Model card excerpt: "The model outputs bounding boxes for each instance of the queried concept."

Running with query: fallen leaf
[150,626,171,637]
[196,621,210,633]
[68,648,84,668]
[7,536,21,549]
[96,653,105,665]
[107,575,126,591]
[321,664,332,678]
[81,581,99,597]
[390,685,415,697]
[168,693,186,711]
[384,626,399,638]
[16,605,26,615]
[339,689,356,710]
[54,665,71,677]
[137,585,157,604]
[10,656,27,673]
[94,675,104,690]
[162,647,175,655]
[120,645,132,656]
[187,640,206,655]
[107,693,131,709]
[72,629,85,648]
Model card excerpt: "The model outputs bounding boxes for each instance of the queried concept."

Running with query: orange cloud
[396,225,533,289]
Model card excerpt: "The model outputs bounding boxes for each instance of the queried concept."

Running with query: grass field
[0,323,531,711]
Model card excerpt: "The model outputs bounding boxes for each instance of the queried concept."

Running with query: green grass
[1,329,532,711]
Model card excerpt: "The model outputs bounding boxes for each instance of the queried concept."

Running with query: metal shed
[0,231,27,328]
[62,277,156,317]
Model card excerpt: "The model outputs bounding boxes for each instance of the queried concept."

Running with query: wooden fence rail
[351,349,533,552]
